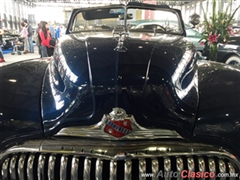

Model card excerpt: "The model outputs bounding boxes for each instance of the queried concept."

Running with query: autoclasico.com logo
[141,170,239,178]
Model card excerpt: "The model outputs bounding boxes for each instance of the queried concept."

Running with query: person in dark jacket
[24,19,34,53]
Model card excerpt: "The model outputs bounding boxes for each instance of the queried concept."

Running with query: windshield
[71,5,183,35]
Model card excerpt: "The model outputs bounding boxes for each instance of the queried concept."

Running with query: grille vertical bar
[71,156,79,180]
[48,155,56,180]
[151,158,158,180]
[228,162,236,180]
[198,157,205,172]
[37,154,46,180]
[1,158,9,180]
[219,159,226,173]
[228,162,235,173]
[208,158,216,180]
[139,158,146,180]
[9,155,18,180]
[95,159,103,180]
[176,157,183,180]
[17,154,26,180]
[27,154,35,180]
[219,159,226,180]
[84,158,91,180]
[187,157,195,172]
[187,157,195,180]
[124,160,132,180]
[198,157,206,180]
[164,157,171,180]
[110,160,117,180]
[60,156,68,180]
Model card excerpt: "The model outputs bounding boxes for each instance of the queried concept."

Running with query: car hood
[41,32,198,139]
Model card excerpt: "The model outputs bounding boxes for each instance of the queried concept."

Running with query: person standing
[38,21,52,57]
[24,19,34,53]
[55,24,61,39]
[0,28,5,62]
[35,23,42,57]
[48,21,55,39]
[20,22,29,54]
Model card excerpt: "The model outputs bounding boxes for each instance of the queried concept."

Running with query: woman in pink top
[38,21,52,57]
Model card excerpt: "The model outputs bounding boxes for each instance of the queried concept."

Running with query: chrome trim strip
[83,158,91,180]
[176,157,183,180]
[27,154,35,180]
[48,155,56,180]
[71,156,79,180]
[18,154,26,180]
[37,154,46,180]
[9,155,17,180]
[95,159,103,180]
[124,160,132,180]
[60,156,68,180]
[1,158,9,180]
[139,159,146,180]
[151,158,158,180]
[164,157,171,180]
[110,160,117,180]
[56,127,182,140]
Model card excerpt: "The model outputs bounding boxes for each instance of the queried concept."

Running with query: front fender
[193,60,240,155]
[0,60,49,150]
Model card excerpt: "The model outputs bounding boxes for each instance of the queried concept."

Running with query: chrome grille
[1,153,239,180]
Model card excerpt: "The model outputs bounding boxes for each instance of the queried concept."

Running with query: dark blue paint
[0,60,49,150]
[41,34,198,139]
[193,61,240,157]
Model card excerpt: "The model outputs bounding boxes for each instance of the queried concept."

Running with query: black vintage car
[1,3,240,180]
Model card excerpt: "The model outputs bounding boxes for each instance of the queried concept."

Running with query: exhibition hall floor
[0,47,51,67]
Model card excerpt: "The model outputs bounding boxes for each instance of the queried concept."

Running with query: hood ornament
[56,107,182,140]
[112,25,128,52]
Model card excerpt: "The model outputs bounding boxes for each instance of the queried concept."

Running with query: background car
[202,35,240,65]
[128,19,203,51]
[1,2,240,179]
[185,23,203,51]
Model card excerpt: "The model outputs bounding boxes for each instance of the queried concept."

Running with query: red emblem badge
[103,108,132,138]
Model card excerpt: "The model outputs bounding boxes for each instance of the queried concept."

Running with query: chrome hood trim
[55,108,182,140]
